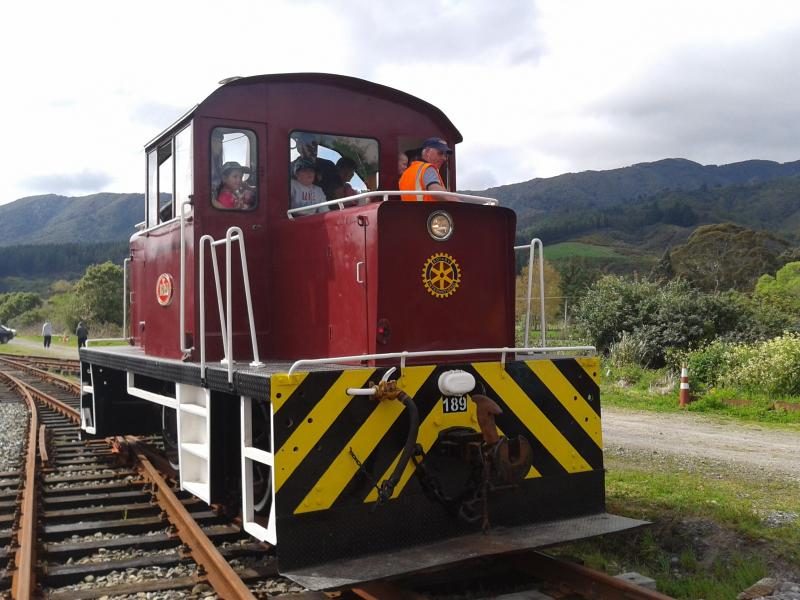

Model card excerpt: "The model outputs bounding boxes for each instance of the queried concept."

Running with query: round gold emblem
[421,253,461,298]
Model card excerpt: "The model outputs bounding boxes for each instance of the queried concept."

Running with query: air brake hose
[377,390,419,503]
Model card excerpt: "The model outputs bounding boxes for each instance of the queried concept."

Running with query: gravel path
[602,406,800,481]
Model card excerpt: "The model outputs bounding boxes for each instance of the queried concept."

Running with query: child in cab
[290,158,328,212]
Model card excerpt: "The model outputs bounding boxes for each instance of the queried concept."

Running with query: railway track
[0,356,79,378]
[0,355,674,600]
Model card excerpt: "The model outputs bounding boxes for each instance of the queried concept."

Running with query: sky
[3,0,800,205]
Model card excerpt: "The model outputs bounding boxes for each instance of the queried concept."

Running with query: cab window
[146,142,174,226]
[211,127,258,210]
[144,123,194,227]
[288,131,379,213]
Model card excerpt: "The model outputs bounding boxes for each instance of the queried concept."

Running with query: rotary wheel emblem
[422,252,461,298]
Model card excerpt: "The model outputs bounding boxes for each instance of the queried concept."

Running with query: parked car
[0,324,15,344]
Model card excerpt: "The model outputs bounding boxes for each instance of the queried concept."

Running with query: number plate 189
[442,395,468,413]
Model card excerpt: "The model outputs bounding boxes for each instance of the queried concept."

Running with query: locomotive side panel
[137,221,185,359]
[269,204,379,360]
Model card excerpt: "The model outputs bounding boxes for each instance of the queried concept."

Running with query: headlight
[427,210,454,241]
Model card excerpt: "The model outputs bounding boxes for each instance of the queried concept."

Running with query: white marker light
[438,370,475,396]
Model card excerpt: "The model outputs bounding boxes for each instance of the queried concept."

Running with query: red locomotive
[79,73,642,588]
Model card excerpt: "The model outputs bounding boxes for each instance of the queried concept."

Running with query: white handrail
[199,234,229,379]
[179,199,194,355]
[288,345,595,375]
[286,189,498,219]
[199,228,263,384]
[122,257,130,339]
[514,239,546,348]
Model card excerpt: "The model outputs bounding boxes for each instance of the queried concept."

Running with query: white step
[181,442,209,460]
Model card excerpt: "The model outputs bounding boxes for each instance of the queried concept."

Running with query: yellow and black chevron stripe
[269,356,602,517]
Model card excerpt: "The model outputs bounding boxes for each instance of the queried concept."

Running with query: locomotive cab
[79,73,645,589]
[130,74,487,364]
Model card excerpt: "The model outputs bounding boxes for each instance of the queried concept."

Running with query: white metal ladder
[240,396,277,544]
[199,226,264,384]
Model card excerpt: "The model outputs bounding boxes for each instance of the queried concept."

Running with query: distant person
[335,157,358,198]
[42,320,53,349]
[392,152,410,199]
[399,137,451,202]
[292,133,340,199]
[290,158,328,212]
[215,162,255,209]
[397,152,409,174]
[76,321,88,349]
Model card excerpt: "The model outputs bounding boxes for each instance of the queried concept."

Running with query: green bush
[574,276,795,368]
[684,340,731,391]
[0,292,43,323]
[608,331,651,367]
[574,277,721,366]
[720,333,800,396]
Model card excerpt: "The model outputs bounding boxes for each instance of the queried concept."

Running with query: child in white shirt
[290,158,328,212]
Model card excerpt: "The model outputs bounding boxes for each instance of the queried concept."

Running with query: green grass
[0,334,126,359]
[602,363,800,426]
[554,451,800,599]
[0,342,41,357]
[543,242,624,260]
[591,360,800,596]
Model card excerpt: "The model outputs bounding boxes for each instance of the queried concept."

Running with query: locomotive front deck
[79,343,646,586]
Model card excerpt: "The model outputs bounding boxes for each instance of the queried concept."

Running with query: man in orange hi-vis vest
[399,137,452,201]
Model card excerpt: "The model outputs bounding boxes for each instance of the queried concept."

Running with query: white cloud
[2,0,800,205]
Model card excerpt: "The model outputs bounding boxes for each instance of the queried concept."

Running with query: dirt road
[602,406,800,481]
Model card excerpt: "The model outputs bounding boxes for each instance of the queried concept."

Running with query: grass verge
[554,448,800,599]
[602,363,800,427]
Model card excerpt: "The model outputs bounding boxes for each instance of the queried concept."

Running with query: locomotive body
[79,73,643,588]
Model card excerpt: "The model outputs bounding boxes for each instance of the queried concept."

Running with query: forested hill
[2,157,799,254]
[0,193,142,247]
[2,158,799,249]
[473,158,800,215]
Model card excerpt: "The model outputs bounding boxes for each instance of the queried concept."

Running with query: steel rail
[12,377,80,424]
[135,453,257,599]
[0,356,80,396]
[513,551,675,599]
[1,354,79,373]
[0,371,39,599]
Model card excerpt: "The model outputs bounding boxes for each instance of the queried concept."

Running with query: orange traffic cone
[679,365,691,407]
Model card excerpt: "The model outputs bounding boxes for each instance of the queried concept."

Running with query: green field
[543,242,625,260]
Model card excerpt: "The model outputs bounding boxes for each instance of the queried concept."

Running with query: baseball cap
[221,161,250,175]
[421,137,453,153]
[293,157,316,174]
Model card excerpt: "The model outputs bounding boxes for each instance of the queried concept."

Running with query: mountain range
[0,193,142,247]
[476,157,800,214]
[1,158,798,278]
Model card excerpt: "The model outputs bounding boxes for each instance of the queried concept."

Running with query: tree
[555,257,601,304]
[650,247,674,282]
[48,292,82,333]
[73,262,124,326]
[669,223,790,292]
[571,275,783,367]
[0,292,43,324]
[755,261,800,316]
[516,261,562,329]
